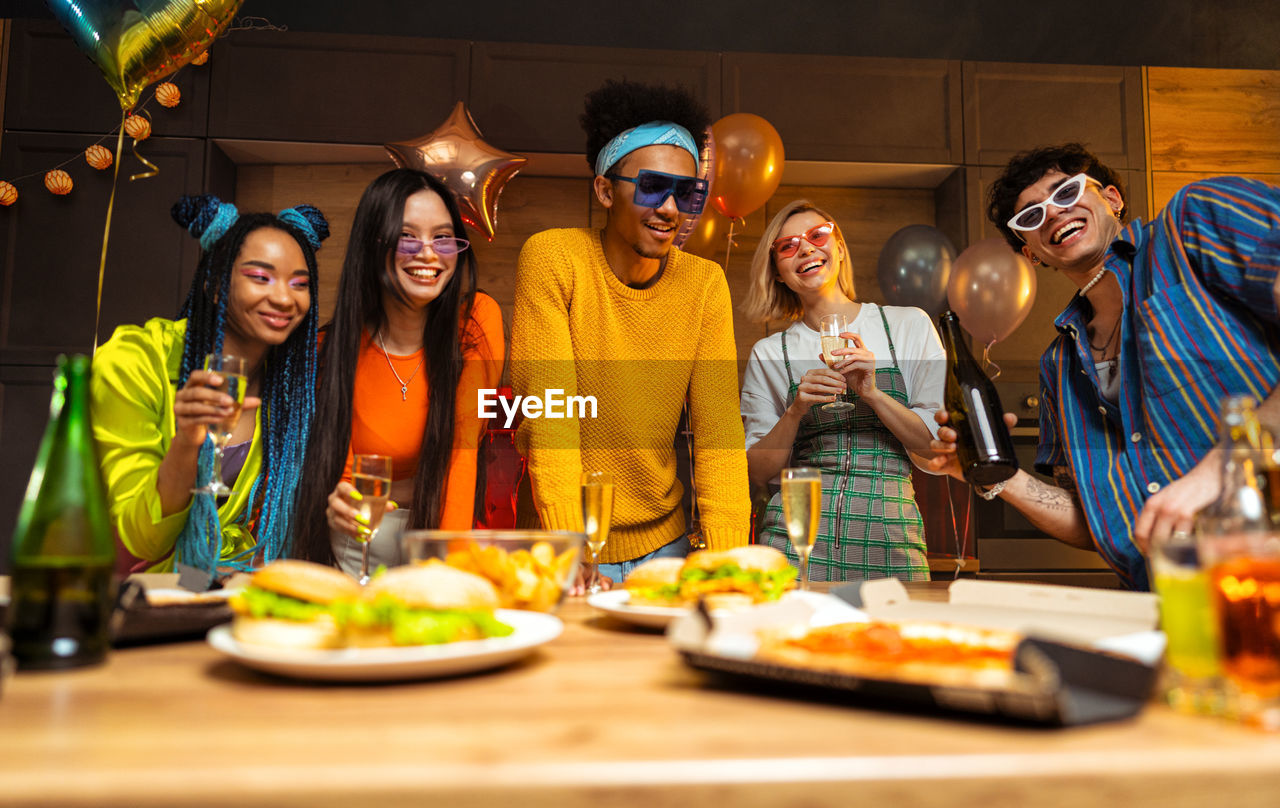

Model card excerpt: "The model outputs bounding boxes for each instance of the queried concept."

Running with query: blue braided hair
[169,194,329,577]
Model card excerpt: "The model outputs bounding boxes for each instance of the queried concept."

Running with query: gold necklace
[376,332,423,401]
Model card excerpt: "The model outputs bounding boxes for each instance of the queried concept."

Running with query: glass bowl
[401,530,584,613]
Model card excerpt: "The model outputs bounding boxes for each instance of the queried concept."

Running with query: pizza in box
[755,619,1023,689]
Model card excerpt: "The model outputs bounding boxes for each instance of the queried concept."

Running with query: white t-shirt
[740,303,946,452]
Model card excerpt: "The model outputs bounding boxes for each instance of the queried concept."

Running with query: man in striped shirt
[929,143,1280,590]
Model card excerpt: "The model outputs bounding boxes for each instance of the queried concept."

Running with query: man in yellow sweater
[511,80,751,584]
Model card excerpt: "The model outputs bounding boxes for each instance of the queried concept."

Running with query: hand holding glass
[351,454,392,586]
[581,471,615,595]
[818,314,855,412]
[192,353,247,497]
[781,467,821,591]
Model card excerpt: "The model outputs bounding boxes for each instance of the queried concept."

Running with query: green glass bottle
[937,311,1018,486]
[8,355,116,670]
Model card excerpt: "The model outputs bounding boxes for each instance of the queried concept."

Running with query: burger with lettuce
[230,559,362,649]
[339,562,513,647]
[624,545,798,610]
[230,559,513,650]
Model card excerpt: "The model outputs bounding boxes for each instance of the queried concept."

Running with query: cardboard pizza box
[843,578,1160,649]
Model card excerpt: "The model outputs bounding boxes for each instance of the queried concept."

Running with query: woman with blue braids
[90,194,329,575]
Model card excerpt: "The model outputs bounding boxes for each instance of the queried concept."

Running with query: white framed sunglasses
[1006,173,1099,233]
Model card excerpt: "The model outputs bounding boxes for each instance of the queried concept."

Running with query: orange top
[345,293,505,529]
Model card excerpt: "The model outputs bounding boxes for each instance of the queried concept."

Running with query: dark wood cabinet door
[4,20,210,138]
[962,62,1144,170]
[469,41,721,155]
[722,53,962,164]
[207,30,468,143]
[0,133,205,363]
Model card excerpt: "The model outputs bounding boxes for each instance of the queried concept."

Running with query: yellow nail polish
[387,500,399,510]
[348,489,364,501]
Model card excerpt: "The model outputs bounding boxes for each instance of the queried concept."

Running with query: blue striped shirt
[1036,177,1280,590]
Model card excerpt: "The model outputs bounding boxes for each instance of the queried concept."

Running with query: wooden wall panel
[1148,67,1280,173]
[723,54,962,164]
[1150,171,1280,217]
[0,133,205,363]
[5,20,209,138]
[470,42,721,155]
[208,31,468,143]
[963,62,1144,170]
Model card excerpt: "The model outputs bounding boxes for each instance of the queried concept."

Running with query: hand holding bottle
[926,408,1019,481]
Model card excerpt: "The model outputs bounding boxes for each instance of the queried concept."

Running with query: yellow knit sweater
[511,228,751,562]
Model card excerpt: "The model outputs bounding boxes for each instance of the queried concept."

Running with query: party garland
[0,56,200,207]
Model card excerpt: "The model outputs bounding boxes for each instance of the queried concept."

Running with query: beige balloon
[946,238,1037,345]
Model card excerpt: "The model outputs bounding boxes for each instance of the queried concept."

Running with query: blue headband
[594,121,699,177]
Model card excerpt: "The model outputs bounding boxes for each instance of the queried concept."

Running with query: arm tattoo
[1022,473,1076,512]
[1052,466,1080,501]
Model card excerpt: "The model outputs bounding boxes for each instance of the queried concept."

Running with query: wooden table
[2,585,1279,808]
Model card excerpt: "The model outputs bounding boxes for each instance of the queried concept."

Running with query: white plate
[587,589,691,628]
[207,609,562,682]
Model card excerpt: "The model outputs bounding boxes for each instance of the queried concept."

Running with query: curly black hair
[580,79,710,173]
[986,143,1127,250]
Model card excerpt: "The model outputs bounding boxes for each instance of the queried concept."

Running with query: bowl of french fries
[401,530,585,613]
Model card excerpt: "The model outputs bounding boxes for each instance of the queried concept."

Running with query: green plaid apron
[760,306,929,581]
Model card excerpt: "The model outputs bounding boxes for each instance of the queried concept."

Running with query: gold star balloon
[385,102,527,241]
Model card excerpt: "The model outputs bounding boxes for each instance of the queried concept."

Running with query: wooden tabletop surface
[2,582,1278,808]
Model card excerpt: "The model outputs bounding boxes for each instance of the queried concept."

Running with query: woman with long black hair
[293,169,503,572]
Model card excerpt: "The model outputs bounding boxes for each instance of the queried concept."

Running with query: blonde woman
[739,201,945,581]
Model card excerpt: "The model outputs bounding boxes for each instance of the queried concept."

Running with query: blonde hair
[741,200,856,324]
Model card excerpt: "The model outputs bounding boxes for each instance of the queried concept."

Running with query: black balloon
[875,225,956,316]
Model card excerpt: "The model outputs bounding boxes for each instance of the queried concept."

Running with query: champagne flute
[781,467,821,591]
[192,353,247,497]
[581,471,615,595]
[351,454,392,586]
[819,314,855,412]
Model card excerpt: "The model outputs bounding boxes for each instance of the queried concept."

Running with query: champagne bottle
[8,355,116,670]
[1198,395,1274,536]
[937,311,1018,486]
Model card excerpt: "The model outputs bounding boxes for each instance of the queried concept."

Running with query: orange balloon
[709,113,785,219]
[678,210,733,262]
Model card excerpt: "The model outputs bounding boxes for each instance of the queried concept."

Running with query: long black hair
[293,168,479,564]
[171,195,329,568]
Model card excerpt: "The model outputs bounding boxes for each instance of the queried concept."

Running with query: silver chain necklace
[376,332,423,401]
